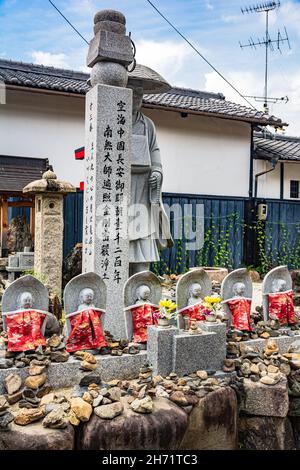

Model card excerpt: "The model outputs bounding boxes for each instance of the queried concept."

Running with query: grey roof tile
[254,133,300,161]
[0,59,287,127]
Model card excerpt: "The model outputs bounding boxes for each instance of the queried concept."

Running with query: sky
[1,0,300,134]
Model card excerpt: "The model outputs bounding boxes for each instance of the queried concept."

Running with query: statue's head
[128,80,143,115]
[19,291,33,309]
[233,282,246,297]
[79,288,95,306]
[272,278,287,293]
[188,283,202,299]
[136,284,151,302]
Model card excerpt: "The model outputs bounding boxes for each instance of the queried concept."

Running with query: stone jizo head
[233,282,246,297]
[19,291,33,309]
[135,284,151,303]
[272,278,287,293]
[79,288,95,307]
[188,283,202,300]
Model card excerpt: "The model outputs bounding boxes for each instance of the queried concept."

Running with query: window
[290,180,299,199]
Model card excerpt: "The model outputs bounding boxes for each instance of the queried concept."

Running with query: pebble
[5,373,22,395]
[196,370,208,380]
[155,385,169,398]
[268,365,279,374]
[14,407,45,426]
[108,387,122,402]
[42,407,68,429]
[70,397,93,422]
[94,401,123,419]
[0,411,14,429]
[0,395,9,412]
[50,351,70,363]
[130,396,153,414]
[29,364,46,376]
[25,373,47,390]
[93,395,103,407]
[80,360,97,371]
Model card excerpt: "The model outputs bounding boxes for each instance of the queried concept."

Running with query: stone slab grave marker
[82,9,134,338]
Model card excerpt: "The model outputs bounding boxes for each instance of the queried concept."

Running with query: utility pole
[239,1,291,113]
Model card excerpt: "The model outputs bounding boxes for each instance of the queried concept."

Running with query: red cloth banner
[268,290,297,325]
[131,304,159,343]
[181,303,207,327]
[66,308,107,352]
[227,298,252,331]
[6,310,47,352]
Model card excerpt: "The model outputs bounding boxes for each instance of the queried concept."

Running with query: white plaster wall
[254,160,300,200]
[144,108,251,197]
[0,89,251,196]
[0,89,85,186]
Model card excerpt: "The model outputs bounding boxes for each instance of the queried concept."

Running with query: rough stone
[79,397,188,450]
[108,387,122,402]
[29,364,46,376]
[94,402,124,419]
[238,416,295,450]
[0,395,9,412]
[80,360,97,371]
[179,387,237,450]
[42,408,68,429]
[7,390,23,405]
[14,407,45,426]
[25,374,47,390]
[50,351,70,363]
[0,422,74,449]
[130,396,153,414]
[79,371,102,387]
[40,393,55,406]
[240,378,289,417]
[0,411,14,430]
[5,373,22,395]
[70,397,93,422]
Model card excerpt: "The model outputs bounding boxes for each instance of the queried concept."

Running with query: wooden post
[0,197,8,255]
[29,200,35,241]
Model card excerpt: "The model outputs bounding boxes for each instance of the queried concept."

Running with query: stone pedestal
[147,322,227,376]
[147,325,178,376]
[23,171,75,298]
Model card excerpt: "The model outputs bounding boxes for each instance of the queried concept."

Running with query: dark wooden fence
[10,192,300,272]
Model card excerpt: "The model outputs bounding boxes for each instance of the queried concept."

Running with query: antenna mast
[240,1,291,113]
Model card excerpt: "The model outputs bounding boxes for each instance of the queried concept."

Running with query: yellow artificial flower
[204,296,222,305]
[159,299,177,312]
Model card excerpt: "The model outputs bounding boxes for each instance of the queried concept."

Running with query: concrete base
[0,352,148,394]
[147,326,178,376]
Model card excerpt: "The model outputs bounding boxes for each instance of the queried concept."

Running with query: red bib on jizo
[268,290,297,325]
[6,310,47,352]
[181,303,207,327]
[66,308,107,353]
[227,298,252,331]
[131,304,158,343]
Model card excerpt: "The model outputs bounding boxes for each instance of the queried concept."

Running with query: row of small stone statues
[1,265,297,354]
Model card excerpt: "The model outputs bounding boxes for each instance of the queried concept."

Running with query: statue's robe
[268,290,297,325]
[180,302,207,328]
[6,309,47,352]
[225,297,252,331]
[66,308,107,352]
[126,303,159,343]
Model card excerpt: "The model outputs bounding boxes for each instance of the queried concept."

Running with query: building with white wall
[1,59,297,201]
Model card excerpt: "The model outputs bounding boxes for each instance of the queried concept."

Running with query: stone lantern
[23,170,75,298]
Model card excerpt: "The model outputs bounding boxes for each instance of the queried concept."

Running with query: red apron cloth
[227,298,252,331]
[268,290,297,325]
[66,308,107,353]
[6,310,47,352]
[131,304,159,343]
[181,303,207,327]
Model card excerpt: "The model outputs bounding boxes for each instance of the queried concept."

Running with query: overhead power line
[48,0,90,45]
[146,0,255,109]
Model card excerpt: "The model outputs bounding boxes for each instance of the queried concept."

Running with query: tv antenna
[239,1,291,113]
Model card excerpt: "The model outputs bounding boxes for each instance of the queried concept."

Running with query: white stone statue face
[128,85,143,115]
[19,291,33,309]
[272,278,287,293]
[79,288,95,306]
[136,285,151,302]
[233,282,246,297]
[189,283,202,299]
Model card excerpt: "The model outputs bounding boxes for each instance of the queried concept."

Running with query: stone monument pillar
[82,10,133,338]
[23,170,75,298]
